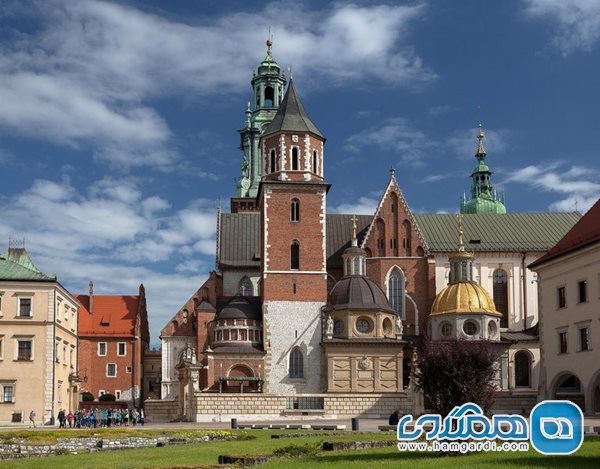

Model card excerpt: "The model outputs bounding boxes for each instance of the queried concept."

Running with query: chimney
[88,280,94,314]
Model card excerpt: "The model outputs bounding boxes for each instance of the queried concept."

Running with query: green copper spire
[460,123,506,214]
[236,37,286,198]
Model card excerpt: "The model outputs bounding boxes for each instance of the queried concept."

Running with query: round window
[333,320,344,335]
[487,321,497,338]
[441,322,453,337]
[356,317,373,333]
[463,321,478,336]
[383,318,393,335]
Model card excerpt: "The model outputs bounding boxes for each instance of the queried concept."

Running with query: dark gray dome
[216,298,261,320]
[329,276,394,312]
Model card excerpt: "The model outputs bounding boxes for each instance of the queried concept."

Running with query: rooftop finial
[351,215,358,239]
[266,27,273,55]
[389,165,395,177]
[456,213,465,252]
[475,121,486,159]
[287,65,293,80]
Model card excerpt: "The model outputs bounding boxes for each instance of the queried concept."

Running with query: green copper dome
[460,124,506,215]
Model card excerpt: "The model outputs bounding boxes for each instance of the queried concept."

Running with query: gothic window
[289,347,304,379]
[514,351,531,388]
[238,277,253,296]
[388,267,405,318]
[270,150,276,173]
[312,150,318,174]
[291,240,300,270]
[375,218,386,256]
[291,147,299,170]
[264,86,274,107]
[493,269,508,328]
[291,199,300,222]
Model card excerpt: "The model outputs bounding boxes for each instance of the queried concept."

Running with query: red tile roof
[530,198,600,268]
[77,295,140,336]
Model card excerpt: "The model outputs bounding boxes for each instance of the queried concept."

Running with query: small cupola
[342,215,367,276]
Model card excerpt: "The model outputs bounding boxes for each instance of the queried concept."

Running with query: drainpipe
[521,252,527,330]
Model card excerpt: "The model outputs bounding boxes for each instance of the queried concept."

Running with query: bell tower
[232,38,286,213]
[259,78,329,394]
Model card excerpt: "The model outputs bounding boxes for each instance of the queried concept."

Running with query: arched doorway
[588,370,600,415]
[226,365,256,392]
[552,373,585,410]
[514,351,531,388]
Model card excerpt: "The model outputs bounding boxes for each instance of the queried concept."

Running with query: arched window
[375,218,386,257]
[238,277,253,296]
[514,351,531,388]
[493,269,508,328]
[264,86,274,107]
[290,199,300,222]
[291,147,299,170]
[289,347,304,379]
[270,150,276,173]
[291,240,300,270]
[388,267,405,319]
[312,150,318,174]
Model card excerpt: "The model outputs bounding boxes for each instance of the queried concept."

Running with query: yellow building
[0,245,80,425]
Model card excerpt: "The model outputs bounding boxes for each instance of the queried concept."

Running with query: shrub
[272,442,321,458]
[80,391,94,402]
[98,393,116,402]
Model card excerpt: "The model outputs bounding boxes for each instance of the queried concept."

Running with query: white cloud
[344,117,434,166]
[0,0,433,169]
[503,162,600,212]
[447,127,510,159]
[330,197,379,215]
[523,0,600,54]
[0,176,219,341]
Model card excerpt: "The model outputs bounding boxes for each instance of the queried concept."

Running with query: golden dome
[431,282,502,316]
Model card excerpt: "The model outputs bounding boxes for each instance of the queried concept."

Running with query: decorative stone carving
[326,314,334,338]
[358,357,371,370]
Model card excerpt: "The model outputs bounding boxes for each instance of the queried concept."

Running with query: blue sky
[1,0,599,345]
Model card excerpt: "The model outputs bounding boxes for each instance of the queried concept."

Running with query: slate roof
[262,79,324,139]
[529,199,600,268]
[329,275,394,312]
[0,248,56,281]
[217,212,581,268]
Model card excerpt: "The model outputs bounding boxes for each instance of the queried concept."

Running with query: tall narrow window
[239,277,253,296]
[493,269,508,328]
[559,331,568,354]
[291,147,299,170]
[291,241,300,270]
[312,150,317,174]
[264,86,274,107]
[270,150,276,173]
[388,267,405,319]
[514,351,531,387]
[578,280,587,303]
[289,347,304,379]
[18,298,31,317]
[557,286,566,308]
[580,327,589,351]
[290,199,300,222]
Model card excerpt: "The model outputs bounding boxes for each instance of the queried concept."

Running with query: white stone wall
[264,301,324,394]
[222,270,261,297]
[434,253,541,331]
[160,336,190,399]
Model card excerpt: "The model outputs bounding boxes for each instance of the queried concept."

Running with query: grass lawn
[0,429,598,468]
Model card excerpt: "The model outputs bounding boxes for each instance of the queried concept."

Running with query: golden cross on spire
[351,215,358,240]
[456,213,464,252]
[266,27,273,55]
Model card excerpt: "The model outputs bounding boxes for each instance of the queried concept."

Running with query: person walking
[67,411,74,428]
[29,410,36,428]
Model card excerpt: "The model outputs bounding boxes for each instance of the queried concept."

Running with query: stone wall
[145,399,180,422]
[149,392,414,422]
[491,391,538,415]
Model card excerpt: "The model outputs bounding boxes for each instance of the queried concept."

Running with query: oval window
[463,321,478,336]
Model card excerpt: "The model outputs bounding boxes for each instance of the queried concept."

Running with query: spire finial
[266,27,273,55]
[389,165,395,177]
[350,215,358,247]
[287,65,293,79]
[456,213,464,252]
[475,121,486,159]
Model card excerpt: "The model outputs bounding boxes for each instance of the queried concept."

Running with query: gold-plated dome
[431,282,502,316]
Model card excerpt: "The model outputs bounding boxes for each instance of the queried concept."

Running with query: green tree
[98,393,116,402]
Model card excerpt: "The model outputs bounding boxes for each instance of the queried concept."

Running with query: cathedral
[152,41,580,422]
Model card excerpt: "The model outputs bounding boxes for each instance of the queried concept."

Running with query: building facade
[531,198,600,414]
[152,42,581,422]
[0,245,80,425]
[76,283,149,406]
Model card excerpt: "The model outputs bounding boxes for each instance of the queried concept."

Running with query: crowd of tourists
[56,408,146,428]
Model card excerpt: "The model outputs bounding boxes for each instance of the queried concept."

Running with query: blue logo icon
[530,401,583,455]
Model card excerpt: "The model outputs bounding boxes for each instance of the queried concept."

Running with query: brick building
[76,283,149,406]
[154,40,580,421]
